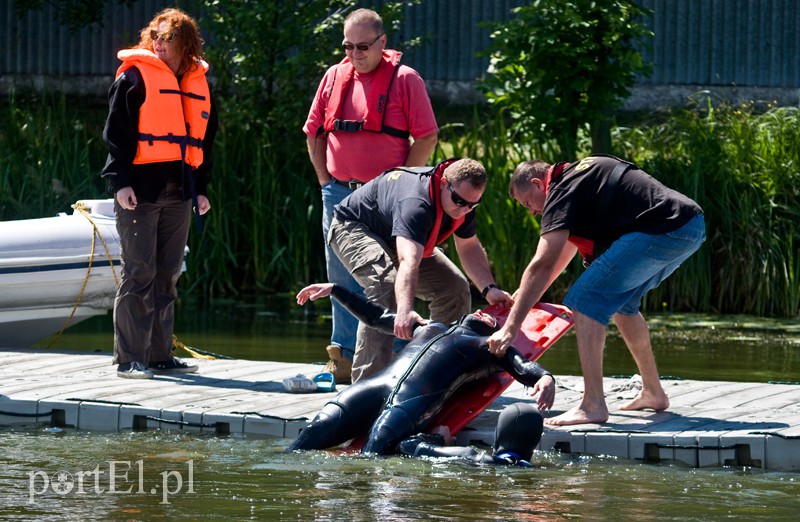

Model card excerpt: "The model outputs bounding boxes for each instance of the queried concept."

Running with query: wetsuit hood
[458,314,499,336]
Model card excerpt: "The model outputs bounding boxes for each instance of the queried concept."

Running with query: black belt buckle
[334,178,364,190]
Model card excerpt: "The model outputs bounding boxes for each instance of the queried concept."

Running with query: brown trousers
[112,181,191,365]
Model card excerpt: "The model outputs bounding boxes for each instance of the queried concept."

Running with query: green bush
[2,93,798,317]
[192,0,417,296]
[614,99,800,317]
[480,0,652,158]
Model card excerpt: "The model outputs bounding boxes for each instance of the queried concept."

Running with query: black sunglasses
[342,33,384,52]
[447,181,481,209]
[150,29,175,42]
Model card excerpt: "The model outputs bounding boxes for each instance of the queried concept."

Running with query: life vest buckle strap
[333,119,364,133]
[137,132,202,149]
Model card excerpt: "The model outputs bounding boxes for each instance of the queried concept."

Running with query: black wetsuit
[287,285,553,455]
[398,402,544,465]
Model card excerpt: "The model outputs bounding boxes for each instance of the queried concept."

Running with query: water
[2,429,798,520]
[47,295,800,383]
[3,296,799,520]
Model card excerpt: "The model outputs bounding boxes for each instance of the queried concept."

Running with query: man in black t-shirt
[487,156,705,426]
[329,158,513,382]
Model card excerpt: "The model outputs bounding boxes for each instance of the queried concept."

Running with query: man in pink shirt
[303,8,438,383]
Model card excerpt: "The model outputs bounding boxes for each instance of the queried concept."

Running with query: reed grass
[1,93,798,317]
[614,100,800,317]
[0,92,107,220]
[430,107,581,301]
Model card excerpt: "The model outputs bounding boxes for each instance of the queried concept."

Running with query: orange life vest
[423,159,465,258]
[116,49,210,168]
[318,50,409,140]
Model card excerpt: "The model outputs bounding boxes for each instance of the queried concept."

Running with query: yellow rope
[46,202,120,348]
[172,335,216,360]
[46,202,210,360]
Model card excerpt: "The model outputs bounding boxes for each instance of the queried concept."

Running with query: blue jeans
[321,180,361,361]
[564,213,706,324]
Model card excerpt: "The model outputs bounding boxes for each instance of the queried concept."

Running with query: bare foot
[618,390,670,411]
[544,406,609,426]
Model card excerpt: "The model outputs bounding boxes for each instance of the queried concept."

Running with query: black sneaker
[117,361,155,379]
[148,356,198,374]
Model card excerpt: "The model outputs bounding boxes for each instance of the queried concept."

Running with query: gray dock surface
[1,349,798,471]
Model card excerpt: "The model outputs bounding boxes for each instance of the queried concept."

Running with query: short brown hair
[509,160,549,198]
[140,8,204,77]
[344,8,384,36]
[443,159,487,189]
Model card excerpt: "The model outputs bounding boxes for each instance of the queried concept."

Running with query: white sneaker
[282,374,317,393]
[117,361,154,379]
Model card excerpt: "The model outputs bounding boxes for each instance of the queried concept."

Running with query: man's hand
[485,286,513,308]
[528,374,555,411]
[486,326,515,356]
[394,309,427,339]
[116,187,137,210]
[296,283,334,305]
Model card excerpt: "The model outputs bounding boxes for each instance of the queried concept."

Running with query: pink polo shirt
[303,59,438,183]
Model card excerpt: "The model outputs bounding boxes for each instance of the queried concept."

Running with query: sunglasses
[342,33,383,52]
[447,181,481,210]
[150,29,175,42]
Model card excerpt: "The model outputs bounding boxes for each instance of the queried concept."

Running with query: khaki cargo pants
[329,217,471,382]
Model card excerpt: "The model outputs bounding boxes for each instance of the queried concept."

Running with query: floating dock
[1,349,798,471]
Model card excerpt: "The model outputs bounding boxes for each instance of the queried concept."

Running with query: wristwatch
[481,283,498,299]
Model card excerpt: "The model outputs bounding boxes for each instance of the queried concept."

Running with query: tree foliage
[15,0,137,29]
[480,0,653,158]
[189,0,417,294]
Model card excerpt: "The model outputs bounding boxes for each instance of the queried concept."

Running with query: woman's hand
[196,195,211,215]
[116,187,137,210]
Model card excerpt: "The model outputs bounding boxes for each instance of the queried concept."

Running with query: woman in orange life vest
[101,8,218,379]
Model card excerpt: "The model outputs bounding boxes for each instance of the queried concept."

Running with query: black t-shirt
[542,156,702,254]
[334,167,477,246]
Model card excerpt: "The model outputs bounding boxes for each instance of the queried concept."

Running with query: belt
[332,178,365,190]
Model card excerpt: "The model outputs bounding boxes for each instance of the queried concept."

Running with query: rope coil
[46,203,119,348]
[45,202,217,361]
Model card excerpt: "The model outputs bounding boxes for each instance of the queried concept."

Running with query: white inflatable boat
[0,199,122,346]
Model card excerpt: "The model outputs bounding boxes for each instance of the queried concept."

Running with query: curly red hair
[139,8,204,77]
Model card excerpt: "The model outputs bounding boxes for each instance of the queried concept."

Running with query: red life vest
[318,50,410,140]
[116,49,211,168]
[423,159,464,258]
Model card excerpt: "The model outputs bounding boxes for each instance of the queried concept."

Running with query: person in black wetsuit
[287,283,554,459]
[397,401,543,466]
